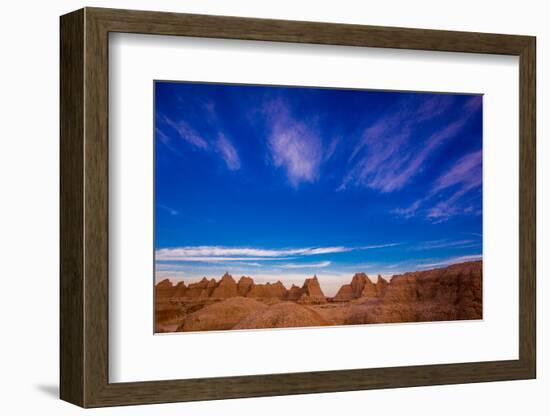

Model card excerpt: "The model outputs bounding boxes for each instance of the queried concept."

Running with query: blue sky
[154,81,482,295]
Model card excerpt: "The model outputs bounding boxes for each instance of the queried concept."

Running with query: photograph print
[154,81,483,333]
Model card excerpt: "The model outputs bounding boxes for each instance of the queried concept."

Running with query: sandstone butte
[155,260,482,332]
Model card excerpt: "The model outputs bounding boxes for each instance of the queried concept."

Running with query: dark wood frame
[60,7,536,408]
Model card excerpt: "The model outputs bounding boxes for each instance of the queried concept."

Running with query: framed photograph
[60,7,536,407]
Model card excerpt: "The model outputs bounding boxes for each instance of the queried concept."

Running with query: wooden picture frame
[60,7,536,408]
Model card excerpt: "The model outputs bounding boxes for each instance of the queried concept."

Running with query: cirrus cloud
[416,254,482,269]
[155,243,399,262]
[280,261,332,269]
[216,133,241,171]
[157,100,242,172]
[264,100,323,188]
[155,245,351,261]
[339,95,481,193]
[394,149,482,223]
[161,115,208,149]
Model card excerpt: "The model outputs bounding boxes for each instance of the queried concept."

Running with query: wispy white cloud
[414,94,458,122]
[301,247,350,255]
[157,203,179,216]
[432,150,482,194]
[323,136,341,162]
[216,133,241,171]
[155,127,171,145]
[422,240,467,249]
[157,256,294,263]
[412,239,478,250]
[416,254,482,269]
[339,95,481,193]
[360,243,401,250]
[157,102,242,171]
[393,148,483,223]
[340,118,469,193]
[392,200,423,219]
[161,116,208,149]
[155,127,183,156]
[156,246,346,260]
[424,150,482,222]
[280,261,331,269]
[340,121,411,191]
[155,244,399,262]
[264,100,323,188]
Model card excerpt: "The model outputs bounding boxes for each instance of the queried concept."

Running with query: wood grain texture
[59,8,84,407]
[83,10,110,406]
[518,38,536,375]
[89,7,532,55]
[59,7,537,408]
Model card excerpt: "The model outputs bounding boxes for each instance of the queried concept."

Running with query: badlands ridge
[155,260,482,332]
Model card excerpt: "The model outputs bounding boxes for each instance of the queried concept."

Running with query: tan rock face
[271,281,287,297]
[237,276,254,296]
[361,279,378,298]
[345,261,482,325]
[206,278,217,296]
[183,277,211,299]
[155,279,176,299]
[172,281,187,298]
[333,284,354,301]
[334,273,376,300]
[177,297,267,332]
[298,275,327,304]
[303,276,324,296]
[351,273,368,293]
[376,275,388,296]
[247,281,287,299]
[210,273,238,299]
[155,301,185,331]
[154,279,186,332]
[234,302,329,329]
[285,284,303,301]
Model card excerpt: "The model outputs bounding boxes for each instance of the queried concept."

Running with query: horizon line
[155,258,482,287]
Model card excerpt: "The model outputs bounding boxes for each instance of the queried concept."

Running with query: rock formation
[375,275,388,296]
[334,273,364,301]
[155,279,176,299]
[206,278,217,295]
[297,275,327,304]
[155,302,184,329]
[345,261,482,325]
[155,274,329,303]
[333,272,380,301]
[155,279,184,332]
[210,273,239,299]
[183,277,211,299]
[361,277,378,298]
[234,302,329,329]
[247,281,287,299]
[285,284,303,301]
[172,281,187,298]
[177,297,267,332]
[332,283,355,301]
[237,276,254,296]
[155,261,482,333]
